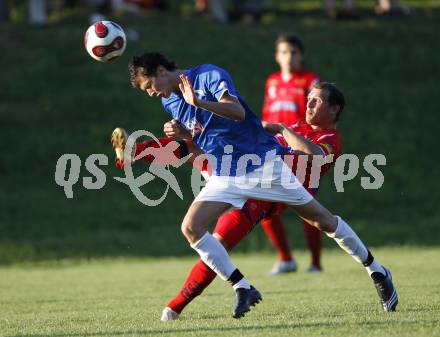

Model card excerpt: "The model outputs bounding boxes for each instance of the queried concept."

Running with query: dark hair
[275,34,305,54]
[128,52,177,87]
[313,82,345,122]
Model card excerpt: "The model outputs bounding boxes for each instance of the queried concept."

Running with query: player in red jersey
[261,34,324,274]
[111,83,343,321]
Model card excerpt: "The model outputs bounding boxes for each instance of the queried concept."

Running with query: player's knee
[312,214,337,232]
[181,218,203,243]
[181,220,194,240]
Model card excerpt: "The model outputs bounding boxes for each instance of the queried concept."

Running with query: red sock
[214,208,256,250]
[135,138,185,165]
[303,221,322,269]
[115,138,186,168]
[166,260,216,314]
[261,214,293,262]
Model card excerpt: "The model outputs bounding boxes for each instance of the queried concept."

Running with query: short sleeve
[315,133,339,156]
[161,99,176,119]
[206,68,239,101]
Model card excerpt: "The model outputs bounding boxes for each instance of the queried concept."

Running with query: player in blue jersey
[127,53,398,317]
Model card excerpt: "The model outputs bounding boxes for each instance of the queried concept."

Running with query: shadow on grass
[12,320,400,337]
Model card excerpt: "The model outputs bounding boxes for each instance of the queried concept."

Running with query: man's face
[137,66,173,98]
[275,42,303,72]
[306,88,337,126]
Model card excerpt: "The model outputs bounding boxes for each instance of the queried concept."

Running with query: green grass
[1,247,440,337]
[1,2,440,262]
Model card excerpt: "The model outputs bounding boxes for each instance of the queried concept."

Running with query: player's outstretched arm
[179,74,245,121]
[263,122,282,135]
[280,124,323,156]
[264,123,323,156]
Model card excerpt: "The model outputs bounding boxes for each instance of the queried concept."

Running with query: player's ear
[156,65,167,76]
[330,105,340,121]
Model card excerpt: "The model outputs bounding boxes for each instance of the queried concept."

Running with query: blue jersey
[162,64,288,176]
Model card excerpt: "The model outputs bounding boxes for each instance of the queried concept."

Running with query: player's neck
[280,68,302,81]
[280,70,292,81]
[309,122,335,131]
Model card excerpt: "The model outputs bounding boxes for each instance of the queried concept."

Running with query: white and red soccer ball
[84,21,126,62]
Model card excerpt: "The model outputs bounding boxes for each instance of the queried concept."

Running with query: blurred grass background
[1,0,439,263]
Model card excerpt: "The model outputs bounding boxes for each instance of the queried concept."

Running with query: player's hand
[263,122,284,135]
[179,74,199,107]
[163,119,192,139]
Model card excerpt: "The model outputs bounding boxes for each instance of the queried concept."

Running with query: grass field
[1,247,440,337]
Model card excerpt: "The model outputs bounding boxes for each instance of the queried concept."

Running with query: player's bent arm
[196,92,245,121]
[280,125,323,156]
[179,73,245,121]
[263,122,283,135]
[185,140,204,162]
[164,119,192,140]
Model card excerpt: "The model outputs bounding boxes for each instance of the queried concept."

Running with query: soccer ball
[84,21,126,62]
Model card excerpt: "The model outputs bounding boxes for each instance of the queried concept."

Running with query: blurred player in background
[261,34,324,274]
[262,35,319,126]
[324,0,410,19]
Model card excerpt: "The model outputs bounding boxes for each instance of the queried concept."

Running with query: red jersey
[262,70,319,126]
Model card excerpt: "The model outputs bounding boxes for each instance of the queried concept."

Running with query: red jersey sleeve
[313,131,343,175]
[314,132,342,157]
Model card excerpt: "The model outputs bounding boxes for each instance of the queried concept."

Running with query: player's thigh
[289,198,337,232]
[214,210,253,251]
[182,201,233,231]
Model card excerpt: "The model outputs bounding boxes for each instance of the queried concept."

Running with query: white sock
[366,259,386,276]
[190,232,236,281]
[326,216,368,264]
[232,278,251,290]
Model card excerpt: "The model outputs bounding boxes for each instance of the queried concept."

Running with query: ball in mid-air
[84,21,126,62]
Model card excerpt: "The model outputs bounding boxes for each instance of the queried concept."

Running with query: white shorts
[194,158,313,209]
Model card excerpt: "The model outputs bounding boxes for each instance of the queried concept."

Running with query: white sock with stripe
[190,232,238,281]
[326,216,385,277]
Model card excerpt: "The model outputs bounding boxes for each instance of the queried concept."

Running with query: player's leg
[111,127,201,168]
[302,189,322,272]
[260,214,297,275]
[182,200,261,318]
[290,198,398,311]
[303,220,322,272]
[163,208,257,320]
[162,260,216,321]
[241,158,397,311]
[112,128,260,317]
